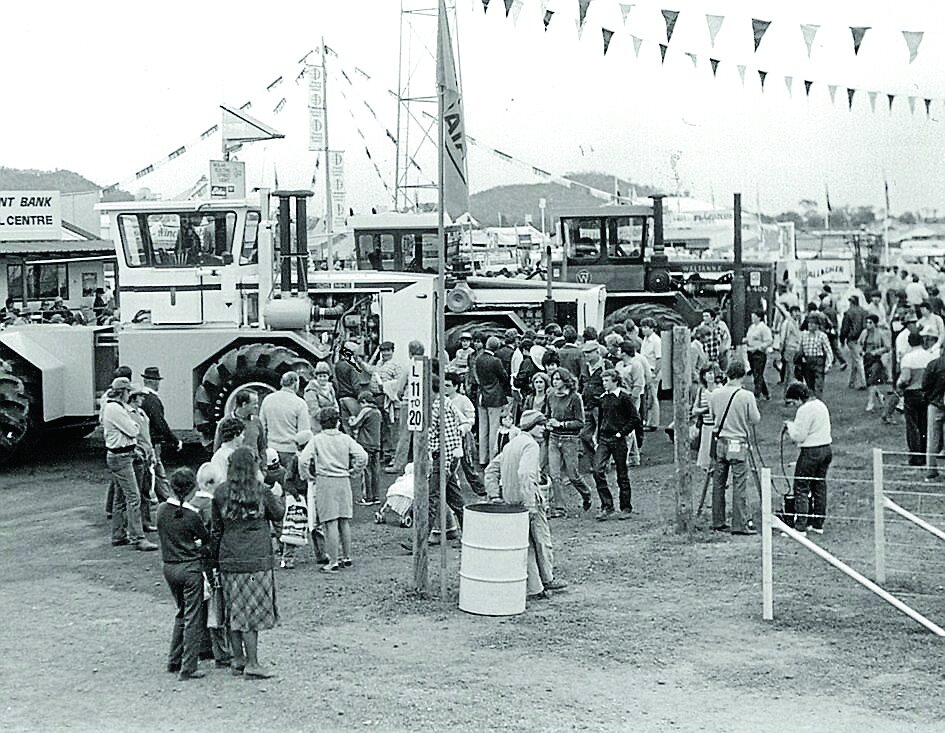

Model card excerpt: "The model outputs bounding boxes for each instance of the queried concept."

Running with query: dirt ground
[2,367,944,732]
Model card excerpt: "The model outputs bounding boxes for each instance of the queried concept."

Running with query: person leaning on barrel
[484,409,567,602]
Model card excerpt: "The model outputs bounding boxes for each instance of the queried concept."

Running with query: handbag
[709,388,741,459]
[280,494,309,547]
[206,571,226,629]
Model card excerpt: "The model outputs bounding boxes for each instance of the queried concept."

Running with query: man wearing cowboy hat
[484,409,567,601]
[103,377,158,551]
[140,367,179,502]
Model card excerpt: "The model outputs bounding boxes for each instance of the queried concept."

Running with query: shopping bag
[280,494,309,547]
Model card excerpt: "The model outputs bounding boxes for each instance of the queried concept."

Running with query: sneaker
[279,559,287,569]
[320,564,340,574]
[111,537,131,547]
[581,495,592,512]
[544,579,568,591]
[527,590,552,601]
[356,499,373,506]
[808,527,824,535]
[340,558,353,568]
[135,539,159,551]
[596,509,615,521]
[178,670,206,681]
[617,509,633,521]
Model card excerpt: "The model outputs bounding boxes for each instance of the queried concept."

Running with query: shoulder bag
[709,388,743,461]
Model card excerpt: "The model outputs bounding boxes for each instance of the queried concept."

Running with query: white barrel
[459,503,530,616]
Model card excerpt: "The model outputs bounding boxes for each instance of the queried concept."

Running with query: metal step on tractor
[0,191,607,465]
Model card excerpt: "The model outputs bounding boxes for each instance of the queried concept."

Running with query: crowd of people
[1,287,117,328]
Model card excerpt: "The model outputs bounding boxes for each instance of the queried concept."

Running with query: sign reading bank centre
[0,191,62,241]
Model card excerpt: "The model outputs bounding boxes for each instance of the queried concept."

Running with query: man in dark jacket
[140,367,179,501]
[475,336,510,466]
[840,294,867,389]
[593,369,642,521]
[495,329,518,377]
[557,325,585,381]
[579,340,605,474]
[921,349,945,478]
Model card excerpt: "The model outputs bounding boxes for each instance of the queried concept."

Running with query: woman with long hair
[156,467,210,680]
[692,365,721,472]
[545,368,593,518]
[210,447,284,679]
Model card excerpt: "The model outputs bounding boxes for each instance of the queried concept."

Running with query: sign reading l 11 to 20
[407,359,425,432]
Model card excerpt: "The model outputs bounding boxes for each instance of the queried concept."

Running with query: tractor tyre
[0,355,39,465]
[605,302,688,332]
[193,343,316,443]
[444,320,506,358]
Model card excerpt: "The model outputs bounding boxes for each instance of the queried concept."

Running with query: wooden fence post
[672,326,693,534]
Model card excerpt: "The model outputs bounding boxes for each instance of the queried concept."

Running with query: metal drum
[459,503,529,616]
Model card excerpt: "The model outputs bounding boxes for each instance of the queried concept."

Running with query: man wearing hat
[373,341,404,465]
[140,367,179,502]
[484,409,567,601]
[448,332,475,383]
[334,340,373,433]
[103,377,158,551]
[579,338,604,473]
[797,316,833,398]
[917,301,945,355]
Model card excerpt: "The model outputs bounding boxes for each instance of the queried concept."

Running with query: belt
[107,445,136,454]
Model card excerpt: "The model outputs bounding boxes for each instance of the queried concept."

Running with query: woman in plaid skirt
[210,447,285,679]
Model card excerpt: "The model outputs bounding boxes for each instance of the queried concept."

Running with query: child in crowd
[495,408,518,455]
[290,430,330,566]
[191,463,231,669]
[448,331,475,382]
[279,435,311,569]
[155,467,211,680]
[348,390,382,506]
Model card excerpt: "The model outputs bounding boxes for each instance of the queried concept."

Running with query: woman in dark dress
[210,447,284,679]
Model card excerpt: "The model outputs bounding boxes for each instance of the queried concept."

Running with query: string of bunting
[482,0,935,117]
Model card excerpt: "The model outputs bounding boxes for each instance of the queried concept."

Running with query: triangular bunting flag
[888,94,895,113]
[850,27,870,55]
[659,43,668,63]
[482,0,490,13]
[784,76,793,97]
[800,24,819,58]
[632,35,643,57]
[709,58,720,76]
[908,96,916,115]
[619,3,634,25]
[847,88,856,110]
[736,64,746,85]
[602,28,614,55]
[543,9,553,30]
[902,31,924,64]
[662,9,680,43]
[706,14,724,47]
[925,98,932,118]
[758,70,768,89]
[804,80,813,96]
[752,19,771,52]
[868,91,878,113]
[504,0,513,16]
[686,52,698,67]
[828,85,837,105]
[578,0,592,29]
[509,0,524,24]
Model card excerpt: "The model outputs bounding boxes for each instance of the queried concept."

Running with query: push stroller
[374,463,414,528]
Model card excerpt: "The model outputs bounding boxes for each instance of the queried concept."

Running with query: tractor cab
[98,199,263,327]
[348,212,465,274]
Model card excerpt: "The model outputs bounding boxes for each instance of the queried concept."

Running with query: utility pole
[322,37,334,271]
[732,193,747,360]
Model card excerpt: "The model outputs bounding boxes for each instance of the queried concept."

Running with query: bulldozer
[0,190,606,464]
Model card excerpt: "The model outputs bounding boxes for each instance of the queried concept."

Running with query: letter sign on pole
[407,358,425,432]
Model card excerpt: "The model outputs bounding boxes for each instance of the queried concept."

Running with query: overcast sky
[1,0,943,217]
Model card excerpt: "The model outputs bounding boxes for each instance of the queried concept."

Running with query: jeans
[903,391,928,465]
[391,406,414,473]
[747,350,769,399]
[780,347,798,385]
[578,407,598,474]
[152,444,171,502]
[338,397,361,436]
[458,432,486,496]
[801,356,826,398]
[592,436,632,512]
[108,451,145,542]
[359,449,380,502]
[644,383,660,427]
[926,403,945,473]
[429,454,465,533]
[527,508,555,596]
[712,440,751,531]
[793,444,832,532]
[846,342,866,389]
[477,404,503,466]
[164,560,205,674]
[547,434,592,509]
[133,457,153,526]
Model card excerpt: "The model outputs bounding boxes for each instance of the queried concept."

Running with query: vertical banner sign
[407,359,426,432]
[0,191,61,241]
[308,64,326,151]
[329,151,346,220]
[209,161,246,199]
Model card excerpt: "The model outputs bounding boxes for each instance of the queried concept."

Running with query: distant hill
[0,167,132,202]
[470,172,661,228]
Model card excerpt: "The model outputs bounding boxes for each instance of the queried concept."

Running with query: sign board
[308,65,325,151]
[209,161,246,199]
[406,359,425,432]
[0,191,61,241]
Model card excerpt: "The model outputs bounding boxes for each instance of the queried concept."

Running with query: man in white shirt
[898,331,936,458]
[917,301,945,354]
[744,310,774,400]
[905,274,929,307]
[784,382,832,536]
[639,318,663,429]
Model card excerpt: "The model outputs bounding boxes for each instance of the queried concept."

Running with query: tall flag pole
[436,0,467,602]
[883,176,892,264]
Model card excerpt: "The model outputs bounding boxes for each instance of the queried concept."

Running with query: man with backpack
[708,361,761,535]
